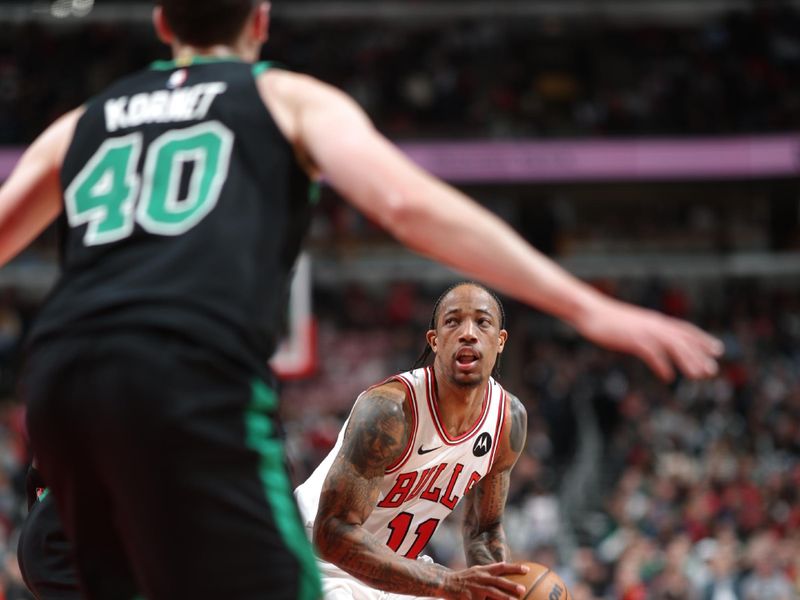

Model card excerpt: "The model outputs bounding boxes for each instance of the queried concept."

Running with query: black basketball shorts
[18,478,81,600]
[22,330,321,600]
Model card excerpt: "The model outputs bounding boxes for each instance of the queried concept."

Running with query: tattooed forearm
[462,472,510,565]
[315,459,380,551]
[460,395,527,566]
[322,520,452,597]
[465,525,508,565]
[314,386,458,597]
[316,465,454,597]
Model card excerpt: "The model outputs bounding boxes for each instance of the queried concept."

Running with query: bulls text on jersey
[377,462,482,511]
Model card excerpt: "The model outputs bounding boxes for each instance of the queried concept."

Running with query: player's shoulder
[502,390,527,454]
[359,379,408,407]
[257,67,332,95]
[257,67,364,116]
[343,379,412,447]
[504,391,527,418]
[492,379,527,419]
[25,106,86,170]
[347,376,414,430]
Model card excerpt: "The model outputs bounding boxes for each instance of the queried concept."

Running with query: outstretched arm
[462,394,527,566]
[259,70,723,382]
[314,382,527,600]
[0,108,83,267]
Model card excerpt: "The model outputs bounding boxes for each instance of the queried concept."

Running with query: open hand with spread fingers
[572,295,724,381]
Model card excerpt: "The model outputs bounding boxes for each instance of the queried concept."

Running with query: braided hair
[412,281,506,379]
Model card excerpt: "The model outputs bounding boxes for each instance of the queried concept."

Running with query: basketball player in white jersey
[295,282,533,600]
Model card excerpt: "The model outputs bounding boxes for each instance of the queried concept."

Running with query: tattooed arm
[462,394,528,566]
[314,382,527,600]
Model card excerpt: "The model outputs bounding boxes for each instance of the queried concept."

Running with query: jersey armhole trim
[253,61,287,78]
[488,388,508,470]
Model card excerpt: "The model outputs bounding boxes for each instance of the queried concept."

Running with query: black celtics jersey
[28,58,315,374]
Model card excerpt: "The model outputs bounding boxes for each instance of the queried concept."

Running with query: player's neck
[432,364,488,437]
[171,41,259,64]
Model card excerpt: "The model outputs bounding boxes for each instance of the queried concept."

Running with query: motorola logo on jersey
[473,432,492,457]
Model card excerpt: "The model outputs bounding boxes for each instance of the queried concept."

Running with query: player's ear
[497,329,508,354]
[425,330,438,353]
[152,6,175,45]
[253,2,271,43]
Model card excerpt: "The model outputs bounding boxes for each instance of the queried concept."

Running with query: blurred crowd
[303,6,800,139]
[512,283,800,600]
[308,177,799,259]
[1,5,800,143]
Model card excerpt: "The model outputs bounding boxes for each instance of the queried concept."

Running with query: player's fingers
[682,348,719,378]
[690,334,725,361]
[482,591,524,600]
[472,589,516,600]
[473,580,526,600]
[674,320,725,356]
[485,562,530,576]
[669,335,719,379]
[672,352,711,380]
[644,317,718,379]
[697,331,725,357]
[637,341,674,382]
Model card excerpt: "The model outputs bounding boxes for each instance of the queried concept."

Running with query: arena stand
[0,2,798,599]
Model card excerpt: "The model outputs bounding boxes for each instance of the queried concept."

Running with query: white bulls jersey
[295,366,508,560]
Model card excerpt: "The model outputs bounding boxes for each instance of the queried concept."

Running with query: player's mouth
[455,347,481,372]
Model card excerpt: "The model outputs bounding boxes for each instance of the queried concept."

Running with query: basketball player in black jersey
[0,1,723,599]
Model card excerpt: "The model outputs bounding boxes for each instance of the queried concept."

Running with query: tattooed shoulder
[342,383,411,477]
[506,394,527,454]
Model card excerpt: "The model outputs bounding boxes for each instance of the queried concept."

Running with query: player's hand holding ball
[502,561,570,600]
[442,561,530,599]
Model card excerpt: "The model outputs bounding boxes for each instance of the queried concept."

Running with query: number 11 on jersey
[386,512,440,560]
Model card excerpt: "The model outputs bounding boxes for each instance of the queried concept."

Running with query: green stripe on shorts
[246,379,321,600]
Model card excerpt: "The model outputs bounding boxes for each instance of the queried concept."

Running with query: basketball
[505,562,570,600]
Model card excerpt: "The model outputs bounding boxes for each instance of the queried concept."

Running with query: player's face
[427,285,507,388]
